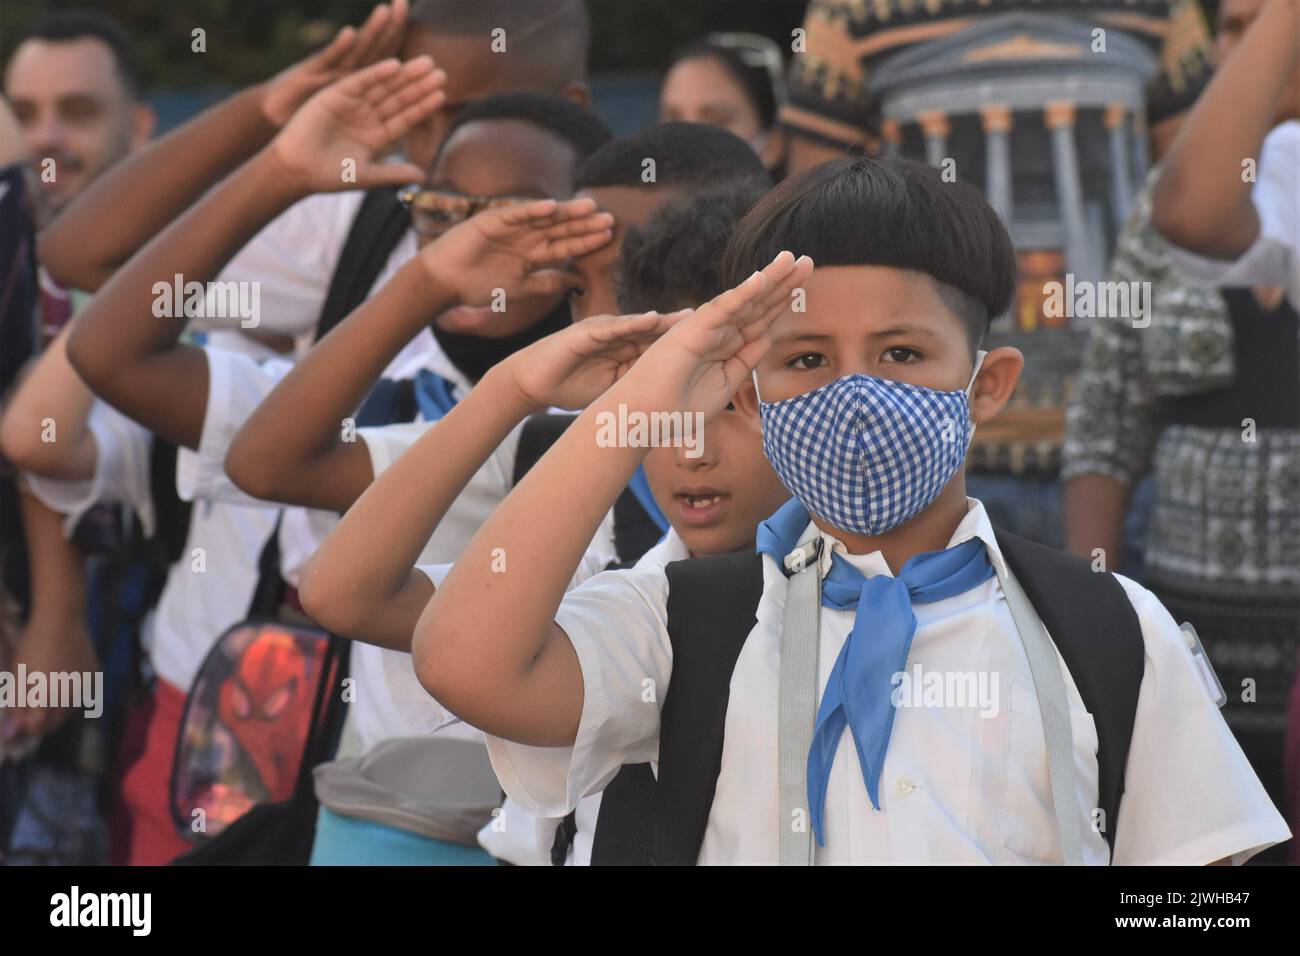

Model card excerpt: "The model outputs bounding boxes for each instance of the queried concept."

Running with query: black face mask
[431,299,573,384]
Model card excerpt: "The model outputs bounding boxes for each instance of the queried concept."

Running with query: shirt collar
[808,497,1008,582]
[635,527,692,568]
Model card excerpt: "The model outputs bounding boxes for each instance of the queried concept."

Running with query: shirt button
[895,778,917,797]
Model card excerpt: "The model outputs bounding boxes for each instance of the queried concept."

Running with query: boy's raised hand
[616,251,814,419]
[260,0,409,126]
[266,55,445,193]
[499,310,688,411]
[419,197,615,308]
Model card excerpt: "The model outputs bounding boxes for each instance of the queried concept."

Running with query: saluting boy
[416,157,1291,864]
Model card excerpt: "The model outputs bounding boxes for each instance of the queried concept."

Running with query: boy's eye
[567,286,586,300]
[785,352,826,371]
[883,347,921,363]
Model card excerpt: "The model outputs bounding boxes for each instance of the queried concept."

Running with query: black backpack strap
[355,377,418,428]
[653,550,765,865]
[314,187,410,344]
[245,513,286,619]
[590,762,658,865]
[148,437,193,565]
[992,528,1144,859]
[550,810,577,866]
[511,411,660,564]
[511,412,576,486]
[611,489,661,566]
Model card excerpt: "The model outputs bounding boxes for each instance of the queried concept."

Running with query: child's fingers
[363,55,435,109]
[538,211,615,240]
[366,161,429,188]
[538,229,613,263]
[342,3,394,68]
[315,25,358,70]
[335,57,403,100]
[522,269,583,298]
[373,65,445,121]
[373,0,408,61]
[387,88,446,137]
[737,254,813,337]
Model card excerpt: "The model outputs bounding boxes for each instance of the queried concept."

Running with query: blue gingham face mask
[754,351,986,535]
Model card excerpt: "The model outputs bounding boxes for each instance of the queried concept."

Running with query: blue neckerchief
[756,498,994,845]
[413,369,461,422]
[626,464,671,537]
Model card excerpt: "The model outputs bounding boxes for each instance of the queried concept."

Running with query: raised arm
[65,56,444,450]
[414,251,811,745]
[0,326,97,481]
[225,197,613,511]
[37,0,410,292]
[1151,0,1300,257]
[298,310,675,649]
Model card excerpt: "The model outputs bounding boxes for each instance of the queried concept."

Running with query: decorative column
[881,117,902,160]
[1045,100,1099,284]
[918,109,950,169]
[981,104,1014,224]
[1104,103,1134,228]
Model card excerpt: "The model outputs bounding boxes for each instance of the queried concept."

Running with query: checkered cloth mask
[754,353,985,535]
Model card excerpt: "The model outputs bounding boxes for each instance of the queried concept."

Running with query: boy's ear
[732,378,761,420]
[970,346,1023,425]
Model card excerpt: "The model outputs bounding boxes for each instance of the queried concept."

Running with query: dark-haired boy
[419,157,1290,865]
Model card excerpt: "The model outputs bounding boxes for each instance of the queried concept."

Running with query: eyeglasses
[397,186,535,236]
[704,31,788,107]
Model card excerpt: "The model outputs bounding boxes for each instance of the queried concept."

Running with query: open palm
[261,0,409,127]
[505,311,687,411]
[269,56,444,193]
[620,251,814,420]
[421,198,615,307]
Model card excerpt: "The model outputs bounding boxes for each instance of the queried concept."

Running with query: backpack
[169,187,410,865]
[585,528,1145,865]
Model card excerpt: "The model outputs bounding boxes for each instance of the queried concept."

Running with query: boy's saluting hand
[266,55,446,193]
[416,198,615,311]
[611,250,813,419]
[259,0,410,127]
[498,310,687,411]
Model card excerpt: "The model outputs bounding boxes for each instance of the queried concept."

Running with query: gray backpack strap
[777,535,824,866]
[1000,564,1085,865]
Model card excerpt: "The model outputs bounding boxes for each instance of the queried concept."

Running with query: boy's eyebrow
[867,325,941,340]
[769,332,836,346]
[770,326,941,346]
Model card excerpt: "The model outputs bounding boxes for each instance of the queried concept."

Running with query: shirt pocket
[999,676,1100,863]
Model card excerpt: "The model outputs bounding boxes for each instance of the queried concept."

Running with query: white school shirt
[25,396,283,692]
[21,336,455,695]
[485,497,1291,865]
[202,190,423,353]
[413,534,631,866]
[411,529,683,866]
[1165,120,1300,309]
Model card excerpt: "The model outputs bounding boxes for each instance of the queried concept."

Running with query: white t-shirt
[485,498,1292,865]
[414,537,628,865]
[23,335,452,694]
[200,190,421,354]
[1166,120,1300,309]
[26,397,280,691]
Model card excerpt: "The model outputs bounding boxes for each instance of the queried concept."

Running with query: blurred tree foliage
[1,0,808,89]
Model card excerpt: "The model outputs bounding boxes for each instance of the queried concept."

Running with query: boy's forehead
[433,120,576,198]
[769,266,957,340]
[576,185,677,241]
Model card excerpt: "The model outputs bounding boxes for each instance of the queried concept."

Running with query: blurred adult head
[658,33,786,171]
[3,9,155,212]
[400,0,590,169]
